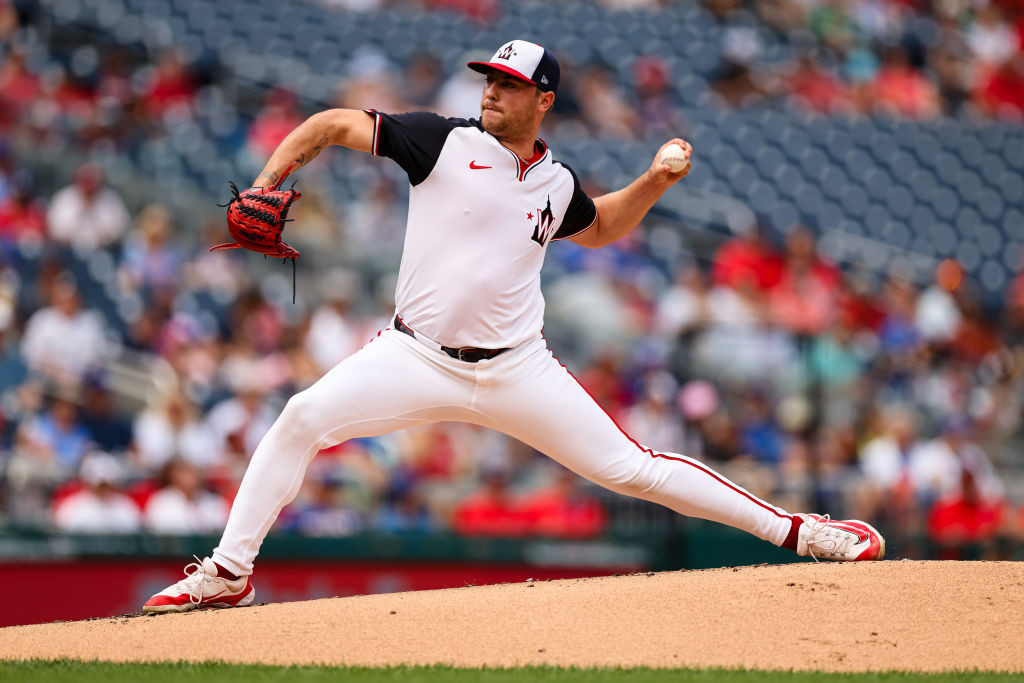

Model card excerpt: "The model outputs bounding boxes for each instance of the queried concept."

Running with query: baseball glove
[211,163,302,300]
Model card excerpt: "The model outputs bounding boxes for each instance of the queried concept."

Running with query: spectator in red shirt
[769,225,841,335]
[142,50,196,116]
[712,223,783,294]
[246,88,305,161]
[928,469,1005,558]
[452,465,532,537]
[0,49,40,127]
[576,348,633,424]
[519,466,607,539]
[0,169,46,247]
[872,45,940,119]
[787,52,850,114]
[978,54,1024,118]
[835,270,885,333]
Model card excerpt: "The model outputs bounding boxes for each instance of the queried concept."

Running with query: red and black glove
[212,163,302,300]
[212,165,302,260]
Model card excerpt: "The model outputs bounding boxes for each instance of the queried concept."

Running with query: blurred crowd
[708,0,1024,120]
[3,158,1023,556]
[1,0,1023,559]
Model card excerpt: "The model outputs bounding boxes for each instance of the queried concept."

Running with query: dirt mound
[1,561,1021,672]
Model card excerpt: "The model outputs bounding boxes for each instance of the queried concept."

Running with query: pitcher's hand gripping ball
[659,143,691,174]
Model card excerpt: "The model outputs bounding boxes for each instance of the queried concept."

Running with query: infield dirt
[1,560,1021,672]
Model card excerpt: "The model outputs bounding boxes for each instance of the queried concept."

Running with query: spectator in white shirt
[133,391,220,470]
[305,268,362,373]
[20,275,107,384]
[46,163,130,250]
[143,459,229,535]
[909,416,1003,502]
[53,452,141,533]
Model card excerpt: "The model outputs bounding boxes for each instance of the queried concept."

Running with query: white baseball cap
[467,39,560,93]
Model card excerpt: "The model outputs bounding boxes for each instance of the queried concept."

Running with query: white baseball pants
[212,328,795,576]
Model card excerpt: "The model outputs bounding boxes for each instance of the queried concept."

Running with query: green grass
[0,661,1020,683]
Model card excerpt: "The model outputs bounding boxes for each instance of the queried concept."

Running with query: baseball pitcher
[145,40,884,613]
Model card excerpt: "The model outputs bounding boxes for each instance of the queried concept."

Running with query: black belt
[394,316,510,363]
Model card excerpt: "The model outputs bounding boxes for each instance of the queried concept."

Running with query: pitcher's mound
[1,561,1021,672]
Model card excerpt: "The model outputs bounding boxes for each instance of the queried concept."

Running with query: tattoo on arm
[256,133,330,187]
[293,133,330,167]
[254,170,280,187]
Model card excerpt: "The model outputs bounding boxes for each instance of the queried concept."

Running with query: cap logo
[540,75,548,84]
[496,44,517,60]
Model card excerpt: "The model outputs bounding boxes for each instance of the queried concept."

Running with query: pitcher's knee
[592,456,661,499]
[273,391,329,447]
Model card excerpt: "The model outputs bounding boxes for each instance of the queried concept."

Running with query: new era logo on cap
[468,40,560,94]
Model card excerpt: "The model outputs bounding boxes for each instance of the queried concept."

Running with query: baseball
[660,143,690,174]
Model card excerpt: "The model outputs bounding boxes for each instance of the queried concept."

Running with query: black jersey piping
[499,140,549,182]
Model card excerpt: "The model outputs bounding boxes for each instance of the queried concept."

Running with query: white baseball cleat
[143,556,255,613]
[795,513,886,561]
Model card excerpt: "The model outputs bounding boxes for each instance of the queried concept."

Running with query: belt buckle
[457,347,476,362]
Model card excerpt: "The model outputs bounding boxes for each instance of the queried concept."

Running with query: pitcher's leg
[480,347,794,546]
[212,331,473,575]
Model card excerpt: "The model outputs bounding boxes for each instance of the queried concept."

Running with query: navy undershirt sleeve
[370,111,476,186]
[552,161,597,240]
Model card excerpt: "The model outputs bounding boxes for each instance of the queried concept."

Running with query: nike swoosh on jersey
[469,161,492,169]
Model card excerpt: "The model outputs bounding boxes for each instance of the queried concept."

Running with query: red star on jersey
[527,212,534,220]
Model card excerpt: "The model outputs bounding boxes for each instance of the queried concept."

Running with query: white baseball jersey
[368,111,597,349]
[209,110,799,579]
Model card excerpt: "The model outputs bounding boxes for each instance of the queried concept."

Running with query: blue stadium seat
[909,129,941,166]
[819,165,848,201]
[794,181,824,214]
[928,220,959,255]
[979,259,1008,293]
[709,142,741,176]
[955,239,983,272]
[978,153,1008,187]
[955,169,985,207]
[797,147,828,178]
[734,125,766,160]
[778,127,810,162]
[726,163,758,195]
[886,185,914,219]
[977,189,1006,223]
[864,203,893,238]
[746,179,780,214]
[814,201,844,231]
[863,168,893,201]
[840,148,875,184]
[754,147,786,180]
[824,129,854,162]
[867,130,895,161]
[906,168,940,202]
[774,165,803,198]
[909,205,937,237]
[839,185,870,218]
[930,187,960,221]
[767,199,800,233]
[880,220,911,250]
[1003,136,1024,170]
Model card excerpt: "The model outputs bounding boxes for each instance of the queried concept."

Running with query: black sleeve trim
[553,211,597,241]
[551,161,598,241]
[365,110,380,156]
